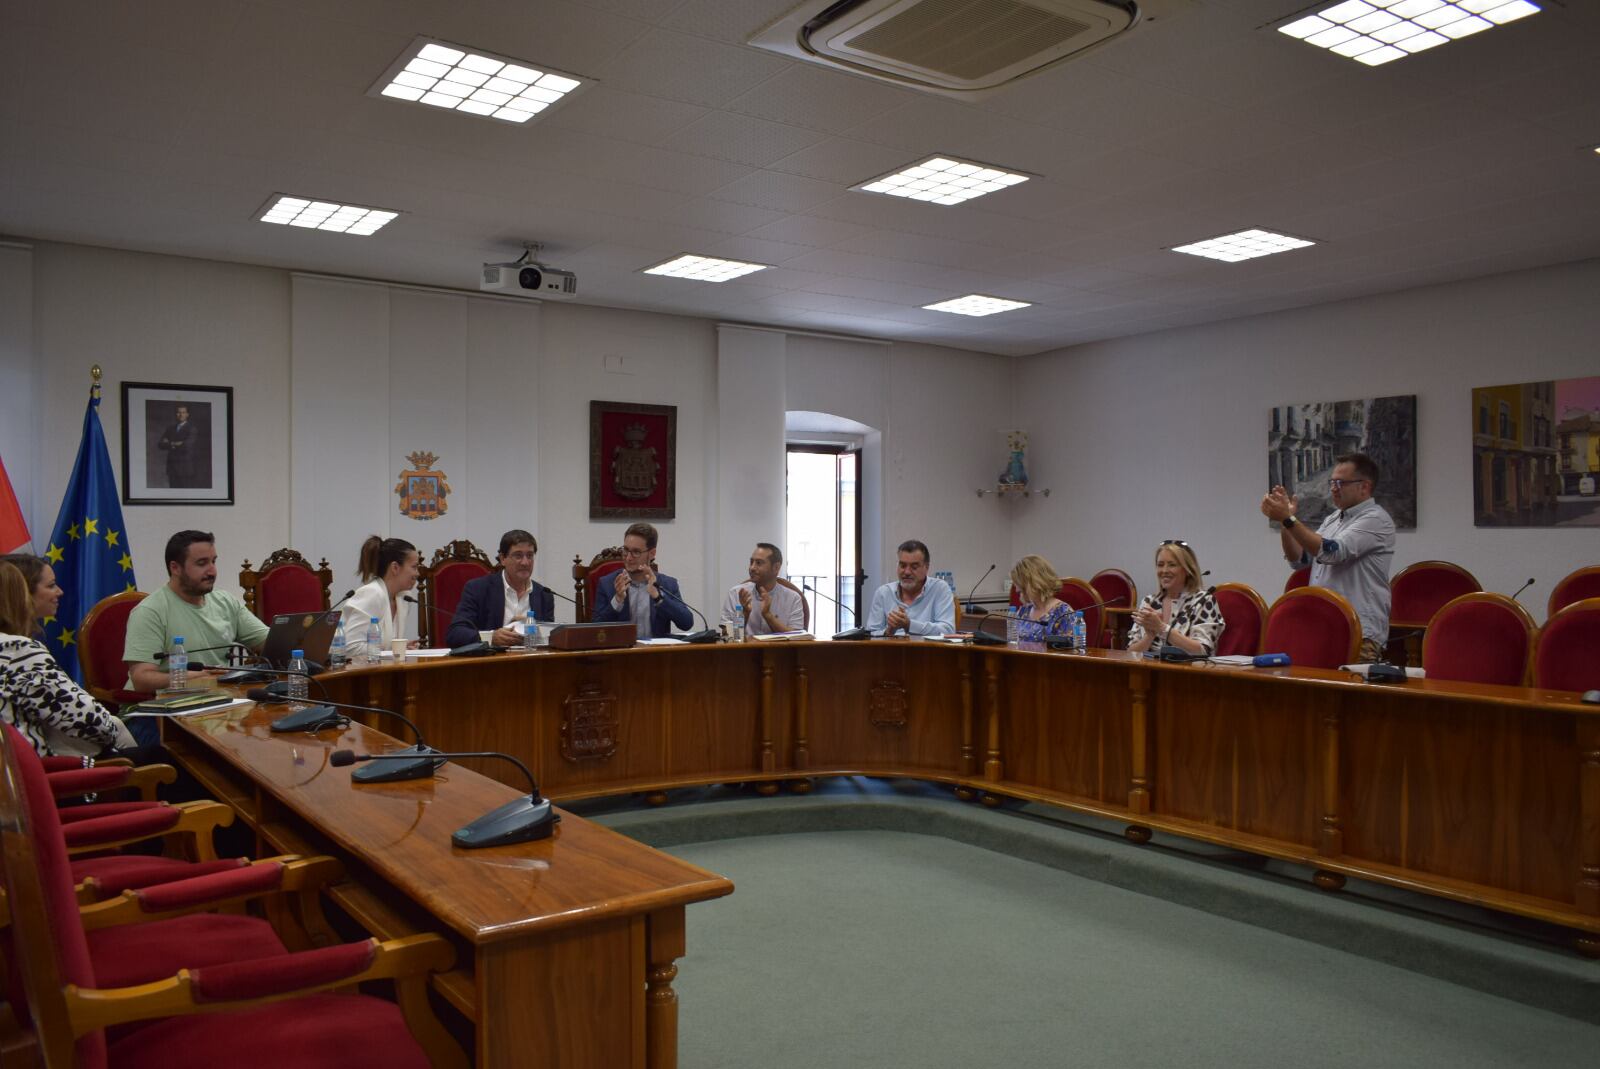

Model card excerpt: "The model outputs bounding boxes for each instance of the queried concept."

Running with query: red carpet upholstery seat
[1213,583,1269,658]
[419,539,493,646]
[1420,593,1534,686]
[1390,560,1480,630]
[1089,569,1137,647]
[1533,597,1600,693]
[1284,568,1310,594]
[78,591,148,708]
[240,548,333,622]
[1547,566,1600,619]
[1262,587,1360,669]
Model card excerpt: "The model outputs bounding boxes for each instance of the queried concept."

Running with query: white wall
[0,243,36,548]
[1013,258,1600,620]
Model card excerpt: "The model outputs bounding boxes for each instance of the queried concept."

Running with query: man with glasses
[592,522,693,637]
[445,530,556,648]
[1260,452,1395,661]
[865,539,957,637]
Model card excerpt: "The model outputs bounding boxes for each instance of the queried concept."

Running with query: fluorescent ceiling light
[922,294,1032,317]
[256,195,399,236]
[642,254,770,282]
[854,155,1031,206]
[1277,0,1539,66]
[370,37,585,124]
[1171,228,1316,263]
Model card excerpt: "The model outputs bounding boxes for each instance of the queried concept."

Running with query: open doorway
[785,445,861,635]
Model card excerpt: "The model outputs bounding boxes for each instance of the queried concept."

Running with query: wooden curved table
[319,640,1600,956]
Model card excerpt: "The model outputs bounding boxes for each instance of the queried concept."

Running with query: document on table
[124,697,254,718]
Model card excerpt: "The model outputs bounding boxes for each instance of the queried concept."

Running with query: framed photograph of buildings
[1267,395,1417,529]
[1472,375,1600,527]
[120,381,235,505]
[589,400,676,519]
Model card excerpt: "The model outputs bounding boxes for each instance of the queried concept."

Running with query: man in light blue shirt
[865,540,956,637]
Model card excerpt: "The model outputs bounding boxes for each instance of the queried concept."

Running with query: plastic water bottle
[168,636,188,689]
[524,610,540,650]
[286,649,309,701]
[366,616,382,660]
[328,622,347,668]
[1004,606,1020,647]
[1072,611,1087,653]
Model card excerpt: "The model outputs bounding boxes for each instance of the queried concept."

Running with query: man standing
[592,522,693,637]
[123,530,269,693]
[865,540,956,637]
[158,404,198,488]
[721,543,806,636]
[1260,452,1395,662]
[445,530,555,648]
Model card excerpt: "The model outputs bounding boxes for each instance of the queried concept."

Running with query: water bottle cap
[290,649,304,658]
[370,616,380,623]
[173,636,184,644]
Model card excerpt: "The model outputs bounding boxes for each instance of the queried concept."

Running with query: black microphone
[964,564,995,612]
[654,584,719,644]
[537,581,581,616]
[330,748,558,847]
[255,693,442,781]
[801,581,868,641]
[402,594,417,605]
[156,641,253,662]
[1510,577,1535,602]
[329,588,357,611]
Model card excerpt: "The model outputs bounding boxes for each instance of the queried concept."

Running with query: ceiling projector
[480,260,577,299]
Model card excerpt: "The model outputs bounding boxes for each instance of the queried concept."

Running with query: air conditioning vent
[752,0,1182,96]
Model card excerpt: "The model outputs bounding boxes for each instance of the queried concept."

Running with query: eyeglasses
[1160,540,1190,548]
[620,547,649,558]
[1328,478,1369,490]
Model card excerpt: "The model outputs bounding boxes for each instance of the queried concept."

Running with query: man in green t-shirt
[124,529,270,692]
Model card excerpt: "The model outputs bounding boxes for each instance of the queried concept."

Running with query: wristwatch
[1281,515,1298,529]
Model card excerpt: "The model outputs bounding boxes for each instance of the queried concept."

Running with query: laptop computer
[260,609,341,669]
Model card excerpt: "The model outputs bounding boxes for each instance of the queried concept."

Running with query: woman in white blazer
[340,535,419,660]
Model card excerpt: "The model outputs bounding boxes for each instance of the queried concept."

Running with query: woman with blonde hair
[339,535,420,660]
[0,562,135,756]
[1127,540,1224,656]
[1010,554,1075,643]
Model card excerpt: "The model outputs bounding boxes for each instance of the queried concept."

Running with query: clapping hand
[612,570,631,599]
[1260,485,1297,522]
[886,606,910,633]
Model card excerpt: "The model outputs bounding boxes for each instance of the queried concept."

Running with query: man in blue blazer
[591,522,693,637]
[445,530,556,648]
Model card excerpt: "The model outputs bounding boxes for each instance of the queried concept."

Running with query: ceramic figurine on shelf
[998,430,1029,488]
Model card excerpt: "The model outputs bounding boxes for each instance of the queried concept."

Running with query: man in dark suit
[591,522,692,637]
[158,404,200,488]
[444,529,555,648]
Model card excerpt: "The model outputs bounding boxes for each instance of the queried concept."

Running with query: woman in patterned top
[0,553,62,635]
[0,562,134,757]
[1126,541,1225,657]
[1010,554,1075,643]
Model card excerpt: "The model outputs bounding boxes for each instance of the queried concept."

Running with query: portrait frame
[589,400,676,519]
[120,381,235,505]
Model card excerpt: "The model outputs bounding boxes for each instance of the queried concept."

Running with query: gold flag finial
[89,364,103,400]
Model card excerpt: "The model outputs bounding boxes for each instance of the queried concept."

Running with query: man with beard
[123,529,269,692]
[720,543,805,637]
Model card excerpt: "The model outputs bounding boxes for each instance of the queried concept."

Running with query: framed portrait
[120,381,235,505]
[590,400,675,519]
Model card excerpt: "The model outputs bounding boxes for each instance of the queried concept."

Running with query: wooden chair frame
[239,548,334,622]
[1420,591,1536,687]
[78,591,148,706]
[418,539,493,647]
[1090,568,1138,649]
[1265,586,1361,667]
[773,576,811,630]
[1533,595,1600,692]
[1548,566,1600,620]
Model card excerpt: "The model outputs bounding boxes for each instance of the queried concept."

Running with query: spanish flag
[0,452,27,553]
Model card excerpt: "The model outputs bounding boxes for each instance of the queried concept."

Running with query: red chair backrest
[78,591,146,704]
[257,565,326,622]
[1213,583,1268,657]
[1262,587,1360,669]
[1389,561,1480,628]
[1421,593,1535,686]
[429,559,491,643]
[1533,597,1600,693]
[1284,568,1310,593]
[586,560,626,618]
[1547,567,1600,619]
[1089,569,1137,614]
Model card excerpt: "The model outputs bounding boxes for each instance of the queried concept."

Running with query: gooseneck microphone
[252,692,443,782]
[157,641,254,662]
[330,588,357,611]
[330,748,558,847]
[801,581,868,641]
[1510,577,1535,602]
[965,564,995,612]
[654,585,719,644]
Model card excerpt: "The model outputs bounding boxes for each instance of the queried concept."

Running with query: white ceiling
[2,0,1597,357]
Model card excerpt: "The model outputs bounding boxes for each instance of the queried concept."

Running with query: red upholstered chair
[417,540,493,647]
[573,547,625,620]
[239,548,333,623]
[1284,568,1310,593]
[46,763,174,803]
[1388,560,1482,665]
[1421,593,1535,687]
[1011,578,1104,648]
[1533,597,1600,694]
[0,725,464,1069]
[1213,583,1269,658]
[1089,569,1137,648]
[1548,566,1600,619]
[78,592,148,709]
[1262,587,1361,669]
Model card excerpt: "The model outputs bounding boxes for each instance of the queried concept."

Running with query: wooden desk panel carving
[868,681,908,728]
[562,681,620,762]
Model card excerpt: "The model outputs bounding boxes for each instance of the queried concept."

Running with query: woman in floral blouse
[0,562,134,757]
[1010,554,1076,643]
[1127,541,1225,657]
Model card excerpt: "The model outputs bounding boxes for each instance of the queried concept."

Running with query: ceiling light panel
[256,195,399,236]
[854,155,1031,206]
[1277,0,1539,66]
[922,294,1032,316]
[1171,229,1316,263]
[643,254,770,282]
[370,37,585,124]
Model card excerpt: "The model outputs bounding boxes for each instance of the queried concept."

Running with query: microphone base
[453,795,560,848]
[971,630,1005,647]
[1366,662,1408,684]
[832,627,871,642]
[269,704,346,733]
[219,669,272,685]
[679,628,719,645]
[351,745,445,783]
[1157,645,1201,662]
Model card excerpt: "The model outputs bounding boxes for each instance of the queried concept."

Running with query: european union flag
[42,389,135,682]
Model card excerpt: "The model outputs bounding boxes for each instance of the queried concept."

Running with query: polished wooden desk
[318,641,1600,955]
[163,703,733,1069]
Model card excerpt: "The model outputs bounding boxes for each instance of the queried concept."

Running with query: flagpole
[90,363,101,400]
